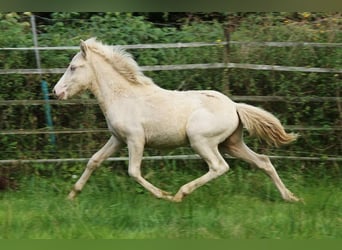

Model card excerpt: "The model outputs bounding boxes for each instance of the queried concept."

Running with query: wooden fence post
[222,24,231,95]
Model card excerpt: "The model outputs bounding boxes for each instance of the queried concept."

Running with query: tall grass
[0,162,341,239]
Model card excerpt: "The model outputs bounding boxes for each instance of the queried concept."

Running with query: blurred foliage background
[0,12,341,180]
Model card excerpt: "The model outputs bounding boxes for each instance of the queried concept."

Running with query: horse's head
[53,40,94,100]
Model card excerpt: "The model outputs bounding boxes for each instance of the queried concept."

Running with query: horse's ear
[80,40,88,58]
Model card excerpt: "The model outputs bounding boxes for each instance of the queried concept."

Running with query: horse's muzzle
[53,88,66,100]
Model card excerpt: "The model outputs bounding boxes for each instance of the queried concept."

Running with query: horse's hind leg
[220,125,300,202]
[68,136,122,200]
[172,138,230,202]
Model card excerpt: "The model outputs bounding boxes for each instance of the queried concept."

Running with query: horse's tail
[236,103,298,147]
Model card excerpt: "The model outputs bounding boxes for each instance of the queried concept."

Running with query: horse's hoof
[161,190,172,196]
[67,191,77,200]
[171,194,183,203]
[284,193,302,203]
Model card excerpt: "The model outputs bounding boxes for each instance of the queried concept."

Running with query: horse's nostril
[53,90,59,98]
[58,92,65,100]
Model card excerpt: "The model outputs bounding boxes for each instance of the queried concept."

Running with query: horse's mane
[84,38,154,85]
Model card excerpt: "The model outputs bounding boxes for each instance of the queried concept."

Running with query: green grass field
[0,161,341,239]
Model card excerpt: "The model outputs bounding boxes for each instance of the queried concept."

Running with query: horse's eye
[70,65,76,72]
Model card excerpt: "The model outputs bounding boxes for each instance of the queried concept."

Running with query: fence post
[222,24,231,95]
[30,14,56,146]
[41,80,56,145]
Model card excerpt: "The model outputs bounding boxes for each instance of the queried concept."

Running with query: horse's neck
[90,62,158,113]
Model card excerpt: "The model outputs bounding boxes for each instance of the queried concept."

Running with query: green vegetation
[0,162,341,239]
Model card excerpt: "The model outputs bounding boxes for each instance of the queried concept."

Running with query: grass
[0,162,341,239]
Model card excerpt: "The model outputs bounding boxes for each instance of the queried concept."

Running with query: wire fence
[1,154,341,165]
[2,41,342,51]
[1,41,342,75]
[3,63,342,75]
[1,22,341,164]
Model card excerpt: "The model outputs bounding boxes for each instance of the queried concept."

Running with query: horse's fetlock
[73,184,83,194]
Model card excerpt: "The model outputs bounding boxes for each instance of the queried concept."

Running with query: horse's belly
[144,123,189,149]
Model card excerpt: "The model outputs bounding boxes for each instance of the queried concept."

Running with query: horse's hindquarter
[184,90,239,143]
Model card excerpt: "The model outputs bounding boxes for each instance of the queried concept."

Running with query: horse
[53,38,300,202]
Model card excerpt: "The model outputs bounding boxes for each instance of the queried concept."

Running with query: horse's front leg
[127,138,173,201]
[68,136,122,200]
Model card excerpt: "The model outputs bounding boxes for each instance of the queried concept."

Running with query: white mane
[84,38,154,85]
